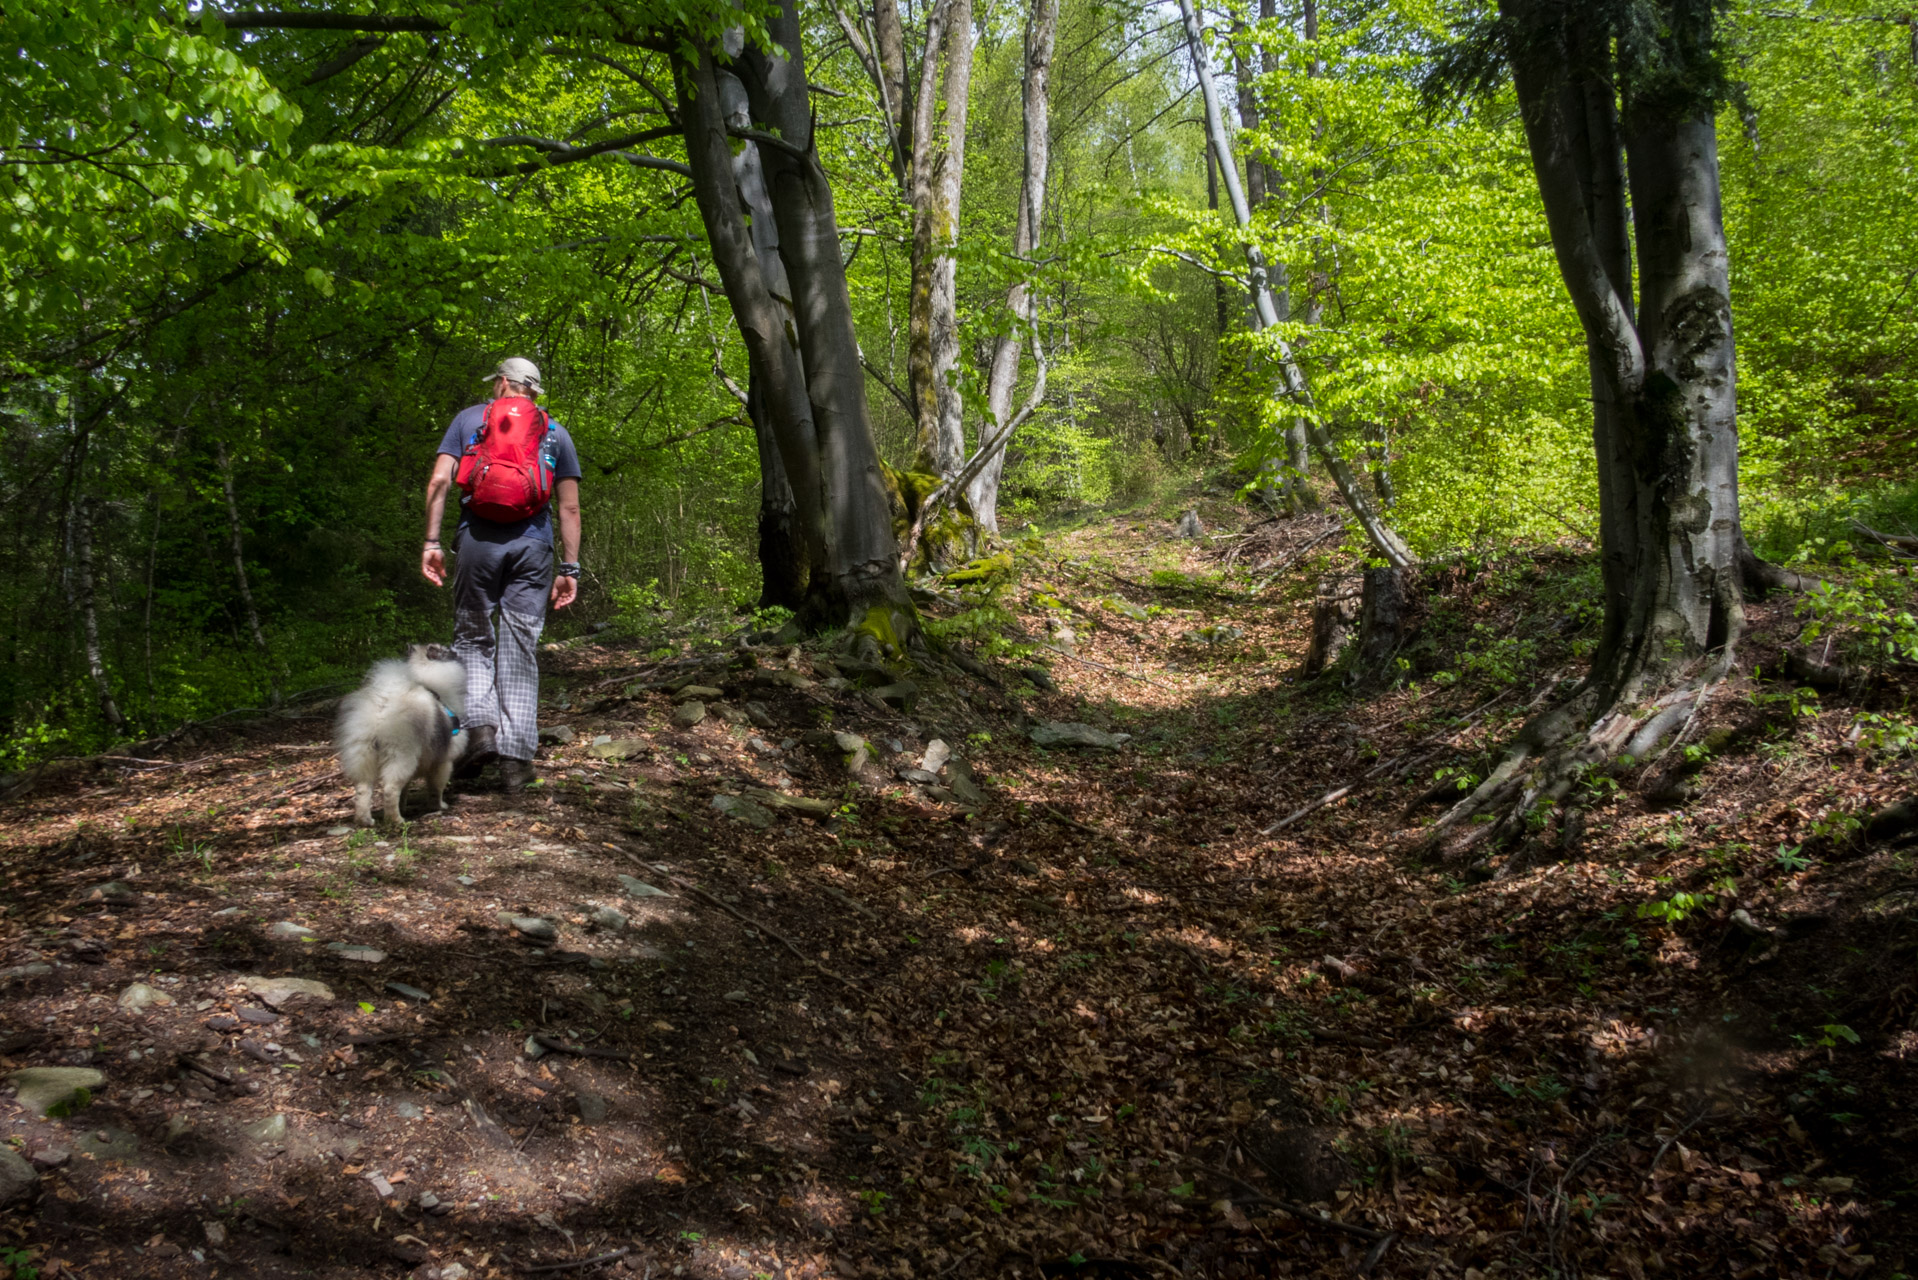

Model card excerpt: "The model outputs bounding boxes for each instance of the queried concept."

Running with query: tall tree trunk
[1427,2,1748,851]
[966,0,1057,534]
[73,495,125,731]
[214,439,280,706]
[678,49,831,616]
[858,0,973,479]
[748,361,807,611]
[1179,0,1413,568]
[737,0,917,646]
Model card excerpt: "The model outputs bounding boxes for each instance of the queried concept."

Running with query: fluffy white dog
[335,643,468,828]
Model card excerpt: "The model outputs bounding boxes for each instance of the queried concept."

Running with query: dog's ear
[421,643,457,663]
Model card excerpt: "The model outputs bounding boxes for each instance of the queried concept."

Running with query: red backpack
[455,397,557,522]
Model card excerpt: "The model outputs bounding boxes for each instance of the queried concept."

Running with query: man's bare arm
[422,454,456,586]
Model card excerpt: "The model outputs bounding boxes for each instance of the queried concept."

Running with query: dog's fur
[335,644,468,828]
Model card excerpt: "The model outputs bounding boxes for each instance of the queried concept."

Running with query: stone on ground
[74,1127,139,1160]
[267,921,319,942]
[673,700,708,727]
[538,724,576,745]
[242,1114,289,1143]
[921,739,951,773]
[1029,721,1132,749]
[8,1067,106,1118]
[711,793,774,829]
[618,875,669,898]
[117,982,173,1012]
[576,1091,610,1124]
[586,737,647,760]
[676,684,724,700]
[243,976,335,1008]
[0,1146,38,1206]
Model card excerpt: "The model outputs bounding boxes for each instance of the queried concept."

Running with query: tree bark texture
[868,0,973,478]
[748,361,807,611]
[215,439,279,706]
[967,0,1057,534]
[1502,0,1744,721]
[676,50,830,614]
[73,496,126,731]
[737,0,917,642]
[1179,0,1412,568]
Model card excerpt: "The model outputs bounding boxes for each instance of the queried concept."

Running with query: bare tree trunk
[678,49,832,617]
[214,439,279,706]
[738,0,917,645]
[73,495,125,731]
[967,0,1056,534]
[748,361,807,611]
[1179,0,1413,568]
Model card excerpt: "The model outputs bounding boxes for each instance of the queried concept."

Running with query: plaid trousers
[452,529,551,763]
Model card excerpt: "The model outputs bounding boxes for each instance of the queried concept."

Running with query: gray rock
[1,963,52,984]
[576,1091,610,1124]
[747,736,781,756]
[0,1146,38,1206]
[393,1101,424,1120]
[235,1007,279,1025]
[267,921,319,942]
[744,701,776,730]
[896,767,938,785]
[501,914,558,942]
[367,1171,395,1199]
[617,875,669,898]
[83,881,138,904]
[117,982,174,1012]
[673,700,709,728]
[417,1191,442,1212]
[455,875,478,887]
[1029,721,1132,749]
[589,906,628,932]
[676,684,724,701]
[586,737,648,760]
[203,1221,228,1247]
[326,826,353,836]
[386,982,433,1002]
[947,758,986,807]
[75,1126,139,1161]
[523,1035,548,1060]
[710,793,774,829]
[868,681,918,710]
[723,989,751,1003]
[330,945,387,963]
[538,724,576,745]
[29,1146,69,1172]
[1016,666,1057,691]
[920,739,951,774]
[242,1114,288,1143]
[8,1067,106,1117]
[827,731,871,773]
[243,976,335,1008]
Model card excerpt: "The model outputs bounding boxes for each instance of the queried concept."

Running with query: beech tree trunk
[1502,0,1743,726]
[966,0,1057,534]
[853,0,973,477]
[73,496,125,731]
[1179,0,1414,569]
[215,439,279,706]
[736,0,917,642]
[678,48,831,616]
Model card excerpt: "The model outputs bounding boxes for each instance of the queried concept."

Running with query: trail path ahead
[1,503,1910,1279]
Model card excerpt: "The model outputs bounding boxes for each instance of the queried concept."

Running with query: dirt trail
[1,502,1912,1280]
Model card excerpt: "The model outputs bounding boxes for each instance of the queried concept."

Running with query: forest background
[2,0,1913,763]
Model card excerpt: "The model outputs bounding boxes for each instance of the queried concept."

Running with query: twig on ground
[1262,785,1352,835]
[522,1249,632,1274]
[1199,1162,1397,1244]
[638,858,856,988]
[532,1035,633,1062]
[1249,525,1345,591]
[1035,801,1102,834]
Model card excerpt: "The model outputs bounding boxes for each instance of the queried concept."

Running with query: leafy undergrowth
[0,500,1914,1280]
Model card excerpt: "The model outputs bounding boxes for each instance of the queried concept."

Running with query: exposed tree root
[1418,659,1735,868]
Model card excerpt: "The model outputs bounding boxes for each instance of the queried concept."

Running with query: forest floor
[1,494,1915,1280]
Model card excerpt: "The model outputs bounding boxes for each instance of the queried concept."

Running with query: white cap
[484,356,542,393]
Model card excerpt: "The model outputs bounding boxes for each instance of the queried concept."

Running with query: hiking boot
[455,725,499,779]
[498,757,536,793]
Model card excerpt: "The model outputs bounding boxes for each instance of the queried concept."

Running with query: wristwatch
[556,562,581,578]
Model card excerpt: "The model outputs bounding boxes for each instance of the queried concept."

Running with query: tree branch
[217,11,448,33]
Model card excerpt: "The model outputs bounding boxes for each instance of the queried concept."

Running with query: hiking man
[420,357,582,792]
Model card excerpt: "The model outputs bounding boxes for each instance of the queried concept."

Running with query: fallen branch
[642,860,855,988]
[522,1249,632,1274]
[531,1035,632,1063]
[1261,785,1351,835]
[1199,1162,1398,1245]
[1249,525,1345,592]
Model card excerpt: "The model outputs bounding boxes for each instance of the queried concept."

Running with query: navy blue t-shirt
[438,401,583,545]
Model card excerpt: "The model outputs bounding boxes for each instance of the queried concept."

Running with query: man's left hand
[551,575,578,609]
